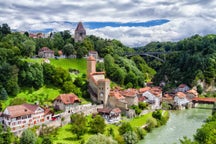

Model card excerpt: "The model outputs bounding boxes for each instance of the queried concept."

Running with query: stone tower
[74,22,86,42]
[97,79,110,107]
[87,55,96,80]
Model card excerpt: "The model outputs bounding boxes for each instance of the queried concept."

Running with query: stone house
[0,103,52,135]
[120,88,138,107]
[53,93,81,112]
[108,90,128,110]
[38,47,54,58]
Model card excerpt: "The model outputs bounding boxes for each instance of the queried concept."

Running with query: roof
[111,108,121,113]
[139,87,151,93]
[149,87,162,97]
[38,47,54,53]
[175,92,186,99]
[178,84,188,88]
[187,89,198,96]
[55,93,80,105]
[120,88,137,97]
[4,103,40,118]
[75,22,86,32]
[109,91,125,100]
[87,55,96,61]
[97,108,112,114]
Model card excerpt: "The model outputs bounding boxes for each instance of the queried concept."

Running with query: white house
[97,107,121,123]
[141,87,162,109]
[174,92,190,109]
[1,103,52,135]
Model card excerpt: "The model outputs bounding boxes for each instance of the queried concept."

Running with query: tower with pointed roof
[74,22,86,42]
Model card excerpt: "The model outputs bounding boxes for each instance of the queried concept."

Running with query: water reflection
[139,104,212,144]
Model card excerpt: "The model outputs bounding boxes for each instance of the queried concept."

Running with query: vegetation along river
[139,104,213,144]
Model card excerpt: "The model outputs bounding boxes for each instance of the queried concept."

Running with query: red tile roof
[120,88,137,97]
[109,91,125,100]
[187,89,198,96]
[5,104,40,118]
[112,108,121,113]
[139,87,151,93]
[55,93,80,105]
[175,92,186,99]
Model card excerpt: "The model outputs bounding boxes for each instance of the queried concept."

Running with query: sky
[0,0,216,47]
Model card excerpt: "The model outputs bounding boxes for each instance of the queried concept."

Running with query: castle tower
[97,79,110,107]
[87,56,96,80]
[74,22,86,42]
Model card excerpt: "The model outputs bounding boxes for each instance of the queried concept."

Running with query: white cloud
[0,0,216,47]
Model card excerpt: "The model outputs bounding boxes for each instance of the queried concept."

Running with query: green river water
[139,104,213,144]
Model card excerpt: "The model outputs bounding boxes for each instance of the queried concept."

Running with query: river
[139,104,213,144]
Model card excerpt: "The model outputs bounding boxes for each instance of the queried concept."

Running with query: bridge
[125,51,176,63]
[192,97,216,104]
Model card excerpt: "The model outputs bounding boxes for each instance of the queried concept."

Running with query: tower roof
[75,22,85,31]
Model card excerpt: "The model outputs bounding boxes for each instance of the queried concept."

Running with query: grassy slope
[25,58,87,74]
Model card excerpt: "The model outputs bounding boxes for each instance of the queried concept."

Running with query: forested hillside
[0,23,155,109]
[137,34,216,93]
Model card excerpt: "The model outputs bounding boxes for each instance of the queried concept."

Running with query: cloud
[0,0,216,47]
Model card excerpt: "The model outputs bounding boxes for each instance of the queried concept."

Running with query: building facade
[0,104,51,135]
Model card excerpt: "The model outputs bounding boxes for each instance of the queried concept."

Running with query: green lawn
[129,112,153,127]
[25,58,87,74]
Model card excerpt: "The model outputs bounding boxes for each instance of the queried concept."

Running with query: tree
[10,97,27,106]
[20,129,37,144]
[123,131,139,144]
[70,113,87,139]
[62,43,75,57]
[145,117,157,132]
[0,87,8,100]
[0,126,12,144]
[118,122,133,135]
[22,40,36,57]
[89,115,106,134]
[41,137,53,144]
[52,32,64,50]
[86,134,117,144]
[0,23,11,36]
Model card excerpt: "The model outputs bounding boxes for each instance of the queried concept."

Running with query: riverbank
[139,104,213,144]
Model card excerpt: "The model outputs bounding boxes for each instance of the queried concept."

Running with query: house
[176,84,190,92]
[174,92,190,109]
[120,88,138,107]
[38,47,54,58]
[53,93,81,113]
[74,22,86,42]
[1,103,51,135]
[186,89,198,99]
[141,87,162,109]
[108,90,128,110]
[97,107,121,123]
